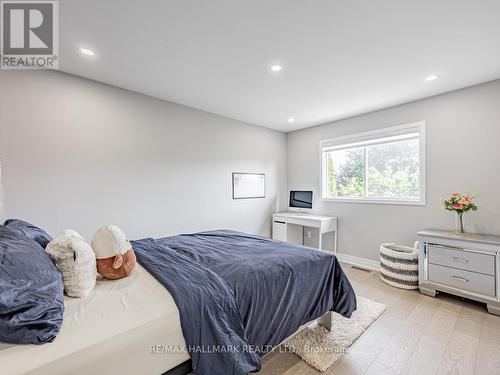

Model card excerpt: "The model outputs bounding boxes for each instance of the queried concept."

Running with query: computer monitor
[289,191,313,210]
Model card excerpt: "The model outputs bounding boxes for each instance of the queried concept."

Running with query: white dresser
[418,230,500,315]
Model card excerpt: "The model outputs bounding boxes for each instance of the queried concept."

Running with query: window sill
[320,197,426,206]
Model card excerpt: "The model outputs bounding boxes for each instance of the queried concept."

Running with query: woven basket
[379,243,418,290]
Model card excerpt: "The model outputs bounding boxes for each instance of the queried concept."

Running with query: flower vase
[455,213,464,234]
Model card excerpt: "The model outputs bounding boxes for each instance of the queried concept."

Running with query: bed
[0,265,189,375]
[1,229,356,375]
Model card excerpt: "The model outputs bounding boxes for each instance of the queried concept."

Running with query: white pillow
[45,230,97,298]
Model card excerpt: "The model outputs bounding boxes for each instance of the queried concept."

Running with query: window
[320,122,425,205]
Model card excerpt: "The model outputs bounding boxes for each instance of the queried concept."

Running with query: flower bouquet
[442,192,478,233]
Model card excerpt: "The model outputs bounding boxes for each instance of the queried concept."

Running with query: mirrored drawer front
[428,264,496,297]
[428,245,495,275]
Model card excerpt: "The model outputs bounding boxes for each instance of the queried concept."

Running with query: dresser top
[418,229,500,246]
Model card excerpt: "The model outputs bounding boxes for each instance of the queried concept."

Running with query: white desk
[272,212,338,253]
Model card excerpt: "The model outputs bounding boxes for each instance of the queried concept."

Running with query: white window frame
[319,121,426,206]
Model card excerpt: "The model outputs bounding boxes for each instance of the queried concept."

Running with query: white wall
[0,71,288,240]
[2,71,499,262]
[288,80,500,262]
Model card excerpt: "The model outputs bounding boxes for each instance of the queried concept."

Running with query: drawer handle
[430,244,465,251]
[450,275,469,283]
[273,221,286,224]
[450,256,469,263]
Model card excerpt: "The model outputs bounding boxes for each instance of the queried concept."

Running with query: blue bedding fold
[132,230,356,375]
[4,219,53,249]
[131,238,260,374]
[0,225,64,344]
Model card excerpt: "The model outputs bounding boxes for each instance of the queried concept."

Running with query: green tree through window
[327,153,337,197]
[322,124,424,203]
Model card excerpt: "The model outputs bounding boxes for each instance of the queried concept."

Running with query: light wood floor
[258,264,500,375]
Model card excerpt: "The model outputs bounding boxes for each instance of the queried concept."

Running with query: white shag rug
[284,296,386,372]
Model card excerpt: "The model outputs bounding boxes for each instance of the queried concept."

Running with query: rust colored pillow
[91,225,136,280]
[96,249,136,280]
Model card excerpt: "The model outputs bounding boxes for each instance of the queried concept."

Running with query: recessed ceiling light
[288,118,295,123]
[79,48,95,56]
[271,65,282,72]
[425,74,438,81]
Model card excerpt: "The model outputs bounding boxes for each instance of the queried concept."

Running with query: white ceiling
[60,0,500,132]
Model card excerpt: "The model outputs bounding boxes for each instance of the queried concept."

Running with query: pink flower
[458,198,468,205]
[454,203,463,209]
[452,192,460,196]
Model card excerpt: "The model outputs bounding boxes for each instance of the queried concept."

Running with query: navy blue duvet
[0,225,64,344]
[132,230,356,375]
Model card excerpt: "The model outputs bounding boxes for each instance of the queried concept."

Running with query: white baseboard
[336,252,380,272]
